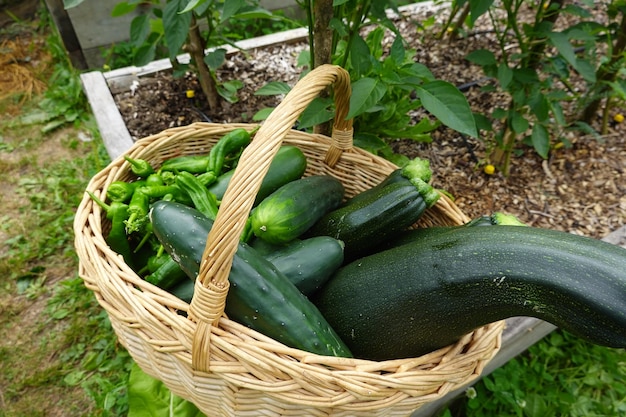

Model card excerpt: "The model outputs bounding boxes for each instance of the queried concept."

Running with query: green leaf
[111,2,138,17]
[204,48,226,71]
[349,36,372,77]
[531,123,550,159]
[218,80,243,103]
[510,111,529,134]
[221,0,245,22]
[127,363,205,417]
[347,77,386,120]
[298,97,334,129]
[353,132,390,154]
[497,62,513,89]
[549,31,597,82]
[549,32,576,67]
[297,50,311,68]
[254,81,292,96]
[63,0,85,8]
[466,49,497,67]
[528,91,550,122]
[573,58,596,83]
[469,0,495,25]
[231,8,275,21]
[180,0,207,14]
[133,43,156,67]
[473,112,493,132]
[415,80,478,137]
[163,0,192,61]
[389,35,405,64]
[252,107,274,121]
[130,15,151,47]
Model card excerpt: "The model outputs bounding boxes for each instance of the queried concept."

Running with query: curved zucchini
[313,225,626,361]
[384,211,527,249]
[150,200,352,357]
[250,175,344,244]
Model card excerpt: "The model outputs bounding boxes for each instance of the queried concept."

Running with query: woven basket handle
[189,64,352,371]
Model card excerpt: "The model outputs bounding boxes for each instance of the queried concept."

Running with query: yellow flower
[483,164,496,175]
[186,89,195,99]
[614,113,624,123]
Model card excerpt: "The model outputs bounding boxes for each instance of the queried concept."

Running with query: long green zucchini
[313,225,626,361]
[149,200,352,358]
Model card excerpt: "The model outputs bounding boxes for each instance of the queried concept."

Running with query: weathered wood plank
[80,71,134,161]
[43,0,87,69]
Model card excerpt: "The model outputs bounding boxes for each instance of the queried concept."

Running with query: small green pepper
[175,171,219,220]
[159,155,211,174]
[106,180,142,203]
[86,191,134,268]
[196,171,217,187]
[124,156,155,177]
[145,173,164,186]
[145,256,188,290]
[124,189,150,234]
[207,128,252,176]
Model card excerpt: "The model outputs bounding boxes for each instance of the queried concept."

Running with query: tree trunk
[188,15,220,111]
[312,0,334,136]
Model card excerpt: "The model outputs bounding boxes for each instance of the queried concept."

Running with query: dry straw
[74,65,504,416]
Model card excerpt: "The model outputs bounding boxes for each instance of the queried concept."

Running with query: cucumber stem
[492,212,527,226]
[401,157,433,183]
[401,158,439,207]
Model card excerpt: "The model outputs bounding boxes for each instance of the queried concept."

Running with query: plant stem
[339,1,370,69]
[188,15,220,110]
[447,2,470,43]
[312,0,334,136]
[522,0,564,69]
[492,124,517,176]
[301,0,316,68]
[313,0,333,68]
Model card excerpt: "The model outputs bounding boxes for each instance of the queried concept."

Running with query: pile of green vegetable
[91,129,626,362]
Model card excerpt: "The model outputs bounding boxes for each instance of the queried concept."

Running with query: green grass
[442,330,626,417]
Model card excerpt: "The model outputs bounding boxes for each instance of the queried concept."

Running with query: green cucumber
[313,225,626,361]
[306,157,440,261]
[208,145,307,205]
[261,236,344,296]
[149,200,352,357]
[250,175,345,244]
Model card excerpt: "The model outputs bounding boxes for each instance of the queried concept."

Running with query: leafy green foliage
[255,20,476,161]
[457,0,626,174]
[13,15,91,132]
[127,363,205,417]
[443,330,626,416]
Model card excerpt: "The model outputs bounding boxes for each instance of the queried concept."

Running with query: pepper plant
[256,0,477,165]
[447,0,626,176]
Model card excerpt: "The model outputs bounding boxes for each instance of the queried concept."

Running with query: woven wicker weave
[74,64,504,416]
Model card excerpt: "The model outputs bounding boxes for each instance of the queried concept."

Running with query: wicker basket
[74,64,504,416]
